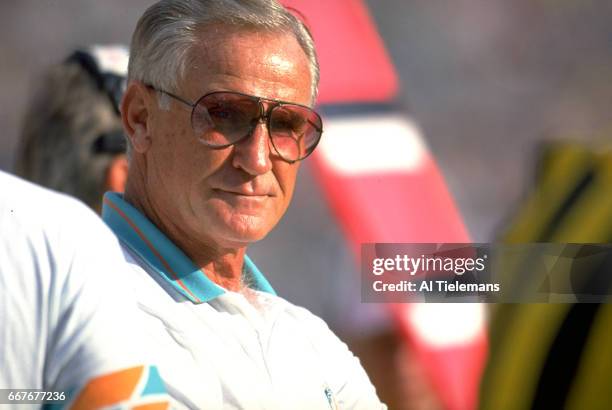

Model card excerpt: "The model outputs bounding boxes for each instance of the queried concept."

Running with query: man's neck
[199,253,247,292]
[123,174,247,292]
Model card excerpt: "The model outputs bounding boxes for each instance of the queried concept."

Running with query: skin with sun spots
[121,27,312,291]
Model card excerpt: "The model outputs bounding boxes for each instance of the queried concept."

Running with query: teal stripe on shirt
[102,192,275,303]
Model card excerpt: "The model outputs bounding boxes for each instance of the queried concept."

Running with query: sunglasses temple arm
[164,90,197,109]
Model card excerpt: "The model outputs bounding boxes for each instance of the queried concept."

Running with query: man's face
[141,27,313,250]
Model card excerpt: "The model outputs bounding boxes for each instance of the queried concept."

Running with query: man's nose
[231,121,273,175]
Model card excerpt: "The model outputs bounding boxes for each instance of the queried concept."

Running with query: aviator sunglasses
[146,85,323,163]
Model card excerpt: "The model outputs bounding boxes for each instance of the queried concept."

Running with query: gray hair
[15,62,123,211]
[128,0,320,105]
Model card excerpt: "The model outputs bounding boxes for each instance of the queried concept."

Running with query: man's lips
[212,188,274,197]
[211,189,271,210]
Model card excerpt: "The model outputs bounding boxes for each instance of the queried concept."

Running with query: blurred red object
[283,0,398,104]
[282,1,488,409]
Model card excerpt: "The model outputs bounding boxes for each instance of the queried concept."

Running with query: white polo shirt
[102,192,385,409]
[0,172,169,409]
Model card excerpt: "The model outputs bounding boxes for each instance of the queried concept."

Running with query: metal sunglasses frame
[145,84,323,163]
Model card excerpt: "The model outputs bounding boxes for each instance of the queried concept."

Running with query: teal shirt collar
[102,192,276,303]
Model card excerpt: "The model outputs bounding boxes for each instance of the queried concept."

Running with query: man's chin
[212,217,273,248]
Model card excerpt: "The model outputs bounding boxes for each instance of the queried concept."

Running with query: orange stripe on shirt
[104,197,201,303]
[70,366,143,410]
[132,402,170,410]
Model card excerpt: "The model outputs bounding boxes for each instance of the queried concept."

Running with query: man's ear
[121,82,152,153]
[105,154,129,193]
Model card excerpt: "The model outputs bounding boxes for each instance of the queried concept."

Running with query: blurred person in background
[14,45,129,213]
[99,0,385,408]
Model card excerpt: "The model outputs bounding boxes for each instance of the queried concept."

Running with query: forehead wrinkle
[184,28,311,104]
[201,36,298,80]
[188,70,304,104]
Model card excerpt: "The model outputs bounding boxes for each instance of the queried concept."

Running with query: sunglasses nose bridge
[254,98,276,123]
[242,99,274,144]
[252,99,280,142]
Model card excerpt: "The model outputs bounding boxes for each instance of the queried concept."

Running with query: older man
[102,0,384,409]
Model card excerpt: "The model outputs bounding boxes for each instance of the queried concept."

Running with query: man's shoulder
[113,242,184,304]
[1,171,90,219]
[114,244,161,280]
[0,172,130,303]
[0,171,116,248]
